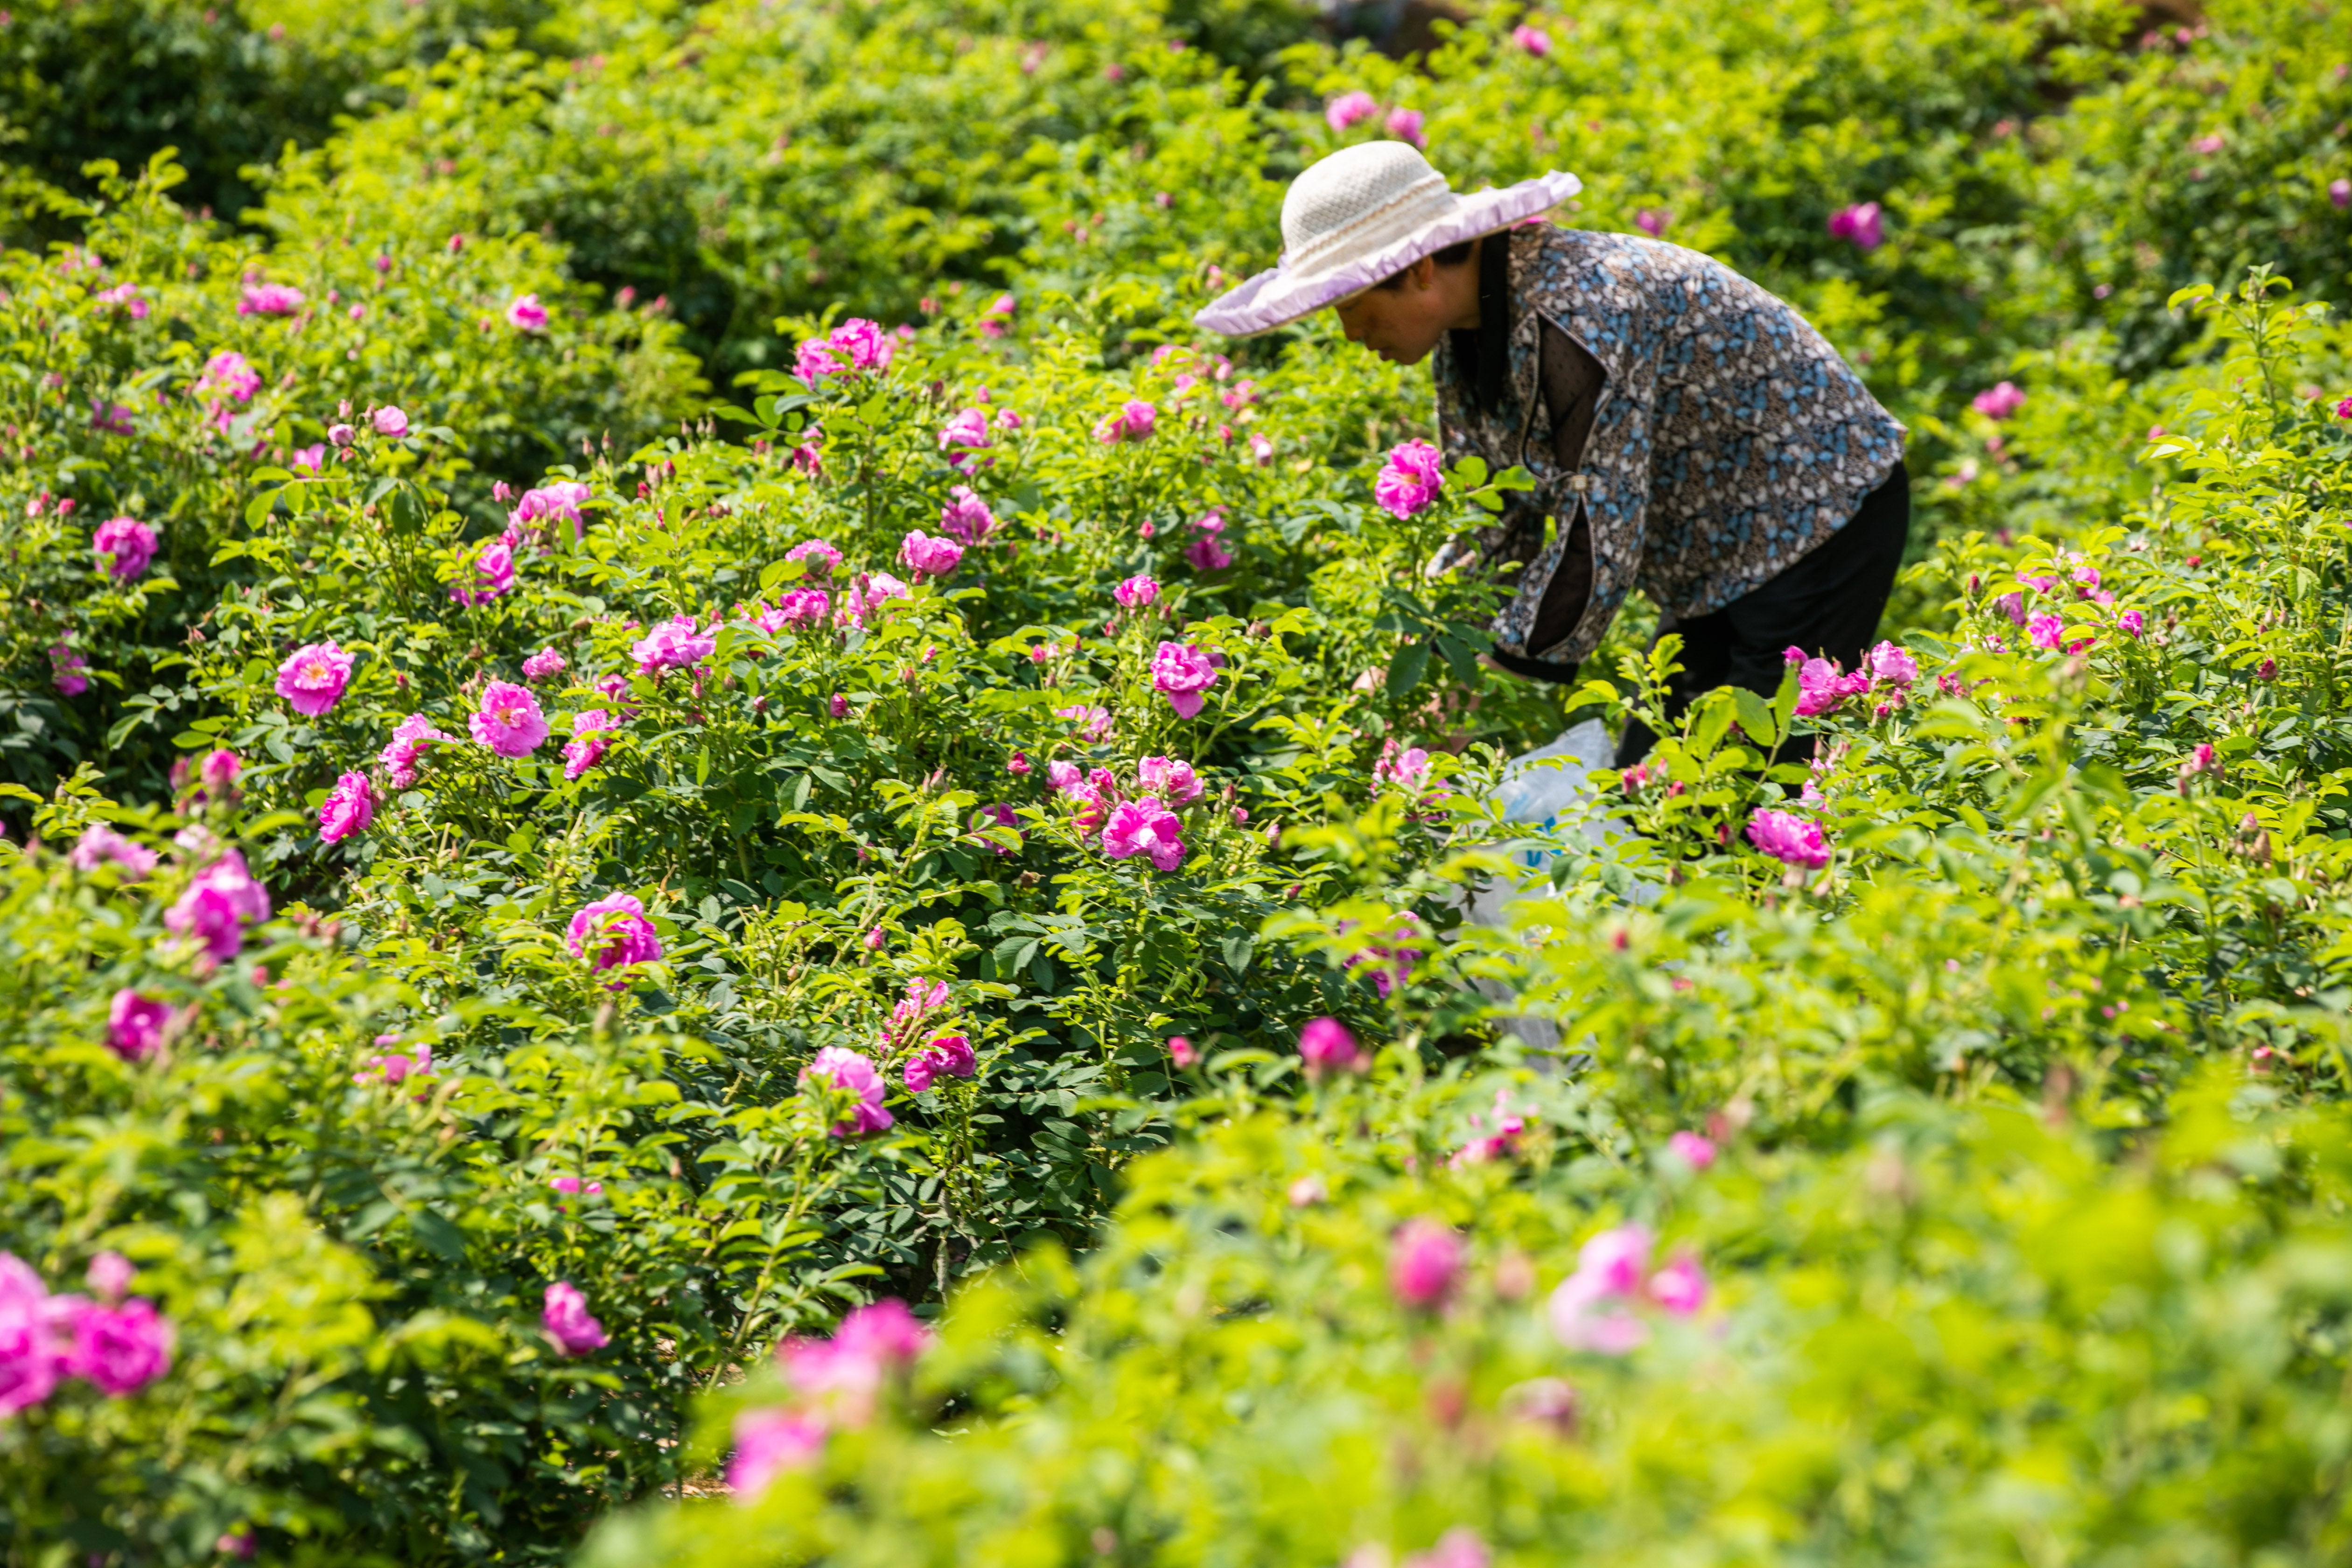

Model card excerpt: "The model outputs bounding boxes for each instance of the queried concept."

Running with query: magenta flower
[786,539,841,577]
[1633,208,1671,237]
[470,681,549,757]
[107,990,170,1063]
[291,443,326,473]
[1548,1223,1653,1354]
[1374,740,1432,790]
[355,1037,433,1086]
[237,283,304,316]
[1866,641,1918,687]
[2331,178,2352,210]
[826,318,894,372]
[371,406,409,438]
[274,641,354,718]
[830,693,850,719]
[1388,1219,1463,1309]
[1151,640,1219,718]
[2121,608,2145,638]
[506,293,548,331]
[1136,755,1202,804]
[522,648,567,682]
[1744,807,1830,869]
[59,1297,173,1394]
[89,399,135,435]
[327,422,354,446]
[899,530,964,578]
[71,824,157,879]
[1511,23,1551,54]
[1647,1256,1708,1316]
[1385,106,1426,147]
[92,517,157,580]
[196,351,261,405]
[1114,573,1159,609]
[510,480,595,539]
[565,893,663,973]
[50,644,89,696]
[1374,439,1444,518]
[1827,201,1884,251]
[318,770,375,845]
[1971,380,2025,420]
[542,1281,609,1357]
[1792,654,1869,718]
[1298,1016,1370,1076]
[938,407,991,466]
[1325,90,1378,131]
[795,336,843,381]
[380,712,455,789]
[771,588,829,629]
[801,1046,893,1136]
[729,1407,828,1499]
[2027,611,2064,651]
[632,614,717,674]
[939,486,996,543]
[1102,797,1186,872]
[1093,399,1157,444]
[1169,1035,1198,1068]
[563,709,618,780]
[0,1253,61,1415]
[85,1253,134,1302]
[1666,1130,1716,1169]
[903,1033,977,1092]
[448,537,517,606]
[1184,535,1233,572]
[165,857,270,960]
[1994,591,2027,626]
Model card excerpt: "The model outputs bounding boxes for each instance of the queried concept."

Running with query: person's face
[1331,251,1476,366]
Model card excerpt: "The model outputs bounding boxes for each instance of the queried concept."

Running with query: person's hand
[1425,536,1480,581]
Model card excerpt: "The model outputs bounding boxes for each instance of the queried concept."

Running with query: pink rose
[469,681,549,757]
[565,892,662,973]
[899,530,965,579]
[1388,1219,1462,1309]
[1298,1016,1369,1076]
[542,1281,608,1357]
[1324,91,1377,131]
[92,516,157,579]
[801,1046,893,1136]
[1150,640,1218,718]
[1373,439,1444,518]
[1827,201,1884,251]
[318,770,375,844]
[274,641,354,718]
[1102,797,1186,871]
[1744,808,1829,868]
[506,293,548,331]
[107,990,170,1062]
[1136,755,1202,804]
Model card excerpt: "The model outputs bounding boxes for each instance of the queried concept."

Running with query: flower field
[3,0,2352,1562]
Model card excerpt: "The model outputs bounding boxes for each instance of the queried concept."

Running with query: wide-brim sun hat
[1194,141,1582,338]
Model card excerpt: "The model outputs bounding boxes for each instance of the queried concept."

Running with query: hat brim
[1193,171,1582,339]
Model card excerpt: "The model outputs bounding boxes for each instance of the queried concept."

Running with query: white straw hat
[1195,142,1581,338]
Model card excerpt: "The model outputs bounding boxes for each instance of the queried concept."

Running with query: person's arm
[1519,323,1606,653]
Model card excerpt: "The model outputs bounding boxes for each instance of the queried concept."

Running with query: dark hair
[1372,237,1476,291]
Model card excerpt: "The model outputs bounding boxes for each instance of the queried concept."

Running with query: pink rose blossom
[50,644,89,696]
[566,893,662,973]
[542,1281,609,1357]
[1184,536,1232,571]
[1634,208,1671,237]
[1056,703,1114,742]
[549,1176,604,1197]
[1151,640,1219,718]
[1374,740,1432,790]
[328,422,354,446]
[506,293,548,331]
[237,283,304,316]
[2121,609,2145,638]
[371,406,409,438]
[1867,641,1918,687]
[1385,106,1425,147]
[1102,797,1186,871]
[1115,573,1159,609]
[794,337,843,380]
[92,517,157,579]
[1168,1035,1198,1067]
[1827,201,1884,251]
[826,318,894,372]
[563,708,618,780]
[196,350,260,405]
[107,990,170,1062]
[1666,1130,1716,1169]
[1093,399,1157,443]
[632,615,717,674]
[786,539,841,576]
[448,537,516,605]
[1744,807,1829,869]
[0,1253,62,1415]
[86,1253,134,1303]
[1136,755,1202,804]
[1548,1224,1653,1354]
[1388,1219,1463,1309]
[60,1295,173,1394]
[89,399,135,435]
[729,1407,828,1499]
[522,648,567,682]
[1374,439,1444,518]
[470,681,549,757]
[938,407,991,466]
[902,1033,977,1092]
[1971,381,2025,420]
[939,486,996,543]
[802,1046,893,1136]
[165,851,271,960]
[1325,91,1378,131]
[1648,1256,1708,1316]
[1298,1016,1370,1076]
[291,443,326,473]
[899,530,965,578]
[2332,179,2352,210]
[71,824,157,879]
[275,641,354,717]
[510,481,594,539]
[1512,23,1551,54]
[2027,611,2065,651]
[380,713,455,789]
[1794,655,1869,718]
[318,770,374,844]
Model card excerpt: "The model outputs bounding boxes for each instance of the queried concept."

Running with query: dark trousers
[1614,460,1911,767]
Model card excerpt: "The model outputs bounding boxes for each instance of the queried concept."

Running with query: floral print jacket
[1432,224,1907,668]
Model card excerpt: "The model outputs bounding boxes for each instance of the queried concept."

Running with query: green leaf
[1732,686,1778,750]
[1221,934,1254,976]
[1386,639,1431,697]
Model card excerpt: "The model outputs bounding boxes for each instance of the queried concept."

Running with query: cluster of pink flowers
[977,293,1016,338]
[1787,639,1914,719]
[1114,572,1159,610]
[1634,209,1672,237]
[939,486,996,544]
[522,648,567,682]
[1137,754,1202,804]
[1299,1016,1370,1076]
[1374,439,1444,518]
[275,641,354,718]
[1345,910,1425,1000]
[195,350,261,409]
[448,537,517,606]
[1103,797,1186,870]
[728,1301,931,1501]
[833,574,908,631]
[542,1281,608,1357]
[795,318,895,382]
[92,516,158,580]
[632,615,718,675]
[108,990,171,1062]
[1549,1224,1707,1353]
[902,1034,976,1093]
[96,282,147,319]
[1744,807,1830,869]
[564,709,619,780]
[0,1251,173,1416]
[1323,91,1421,144]
[1093,399,1158,444]
[318,771,374,845]
[565,893,663,978]
[381,713,456,789]
[938,407,991,468]
[72,823,157,880]
[1046,760,1115,832]
[175,748,243,805]
[786,539,841,576]
[165,847,272,961]
[470,681,549,757]
[1511,22,1551,53]
[898,530,964,579]
[1666,1129,1717,1169]
[1827,201,1884,251]
[237,283,305,317]
[801,1047,892,1136]
[1388,1219,1463,1309]
[1184,510,1232,572]
[1971,380,2026,420]
[1449,1088,1527,1167]
[509,480,593,540]
[506,294,548,332]
[51,643,89,696]
[356,1036,433,1087]
[1150,640,1219,718]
